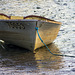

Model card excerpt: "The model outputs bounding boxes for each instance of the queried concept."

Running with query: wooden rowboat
[0,13,61,51]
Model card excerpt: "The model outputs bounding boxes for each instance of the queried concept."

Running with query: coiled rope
[35,27,75,58]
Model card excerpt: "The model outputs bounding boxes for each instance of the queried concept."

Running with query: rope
[35,27,75,58]
[0,42,5,50]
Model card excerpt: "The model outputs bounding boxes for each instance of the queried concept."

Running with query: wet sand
[0,0,75,75]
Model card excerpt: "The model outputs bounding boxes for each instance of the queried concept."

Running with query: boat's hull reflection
[34,43,63,70]
[0,42,63,73]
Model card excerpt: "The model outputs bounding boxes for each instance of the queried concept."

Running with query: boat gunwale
[0,13,61,25]
[0,19,38,22]
[0,13,11,19]
[0,19,61,25]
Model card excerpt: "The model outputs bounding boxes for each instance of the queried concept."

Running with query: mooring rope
[0,41,5,50]
[35,27,75,58]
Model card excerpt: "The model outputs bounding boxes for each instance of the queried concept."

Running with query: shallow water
[0,43,66,75]
[0,0,75,75]
[0,43,75,75]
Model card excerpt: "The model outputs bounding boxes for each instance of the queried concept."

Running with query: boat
[0,13,61,51]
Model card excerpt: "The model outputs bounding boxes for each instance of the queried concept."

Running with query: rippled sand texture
[0,0,75,75]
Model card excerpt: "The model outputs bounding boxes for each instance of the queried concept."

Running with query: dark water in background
[0,43,75,75]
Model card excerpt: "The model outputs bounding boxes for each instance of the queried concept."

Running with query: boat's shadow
[0,42,63,72]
